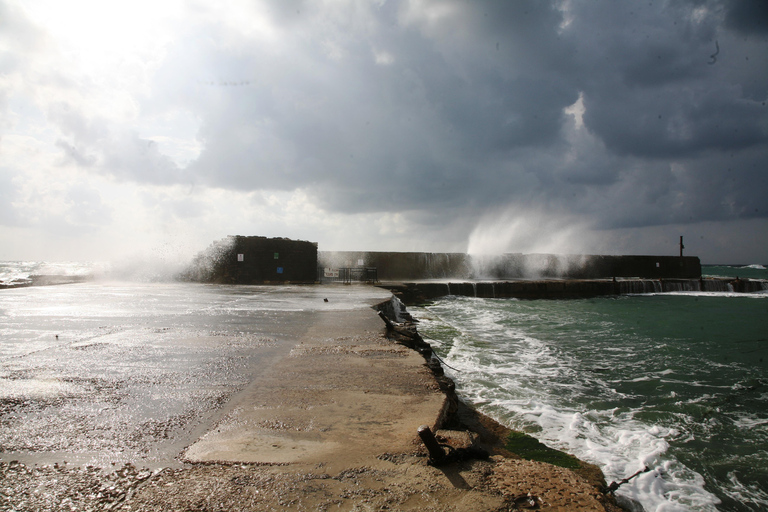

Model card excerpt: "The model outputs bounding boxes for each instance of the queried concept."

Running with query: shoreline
[1,289,629,511]
[374,298,631,511]
[0,274,93,289]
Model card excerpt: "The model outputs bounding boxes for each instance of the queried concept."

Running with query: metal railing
[319,267,378,283]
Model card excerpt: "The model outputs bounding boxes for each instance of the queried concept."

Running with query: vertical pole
[417,425,445,463]
[680,236,684,257]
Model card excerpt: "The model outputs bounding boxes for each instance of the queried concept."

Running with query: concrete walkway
[183,306,447,471]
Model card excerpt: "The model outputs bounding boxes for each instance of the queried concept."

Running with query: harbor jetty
[0,287,628,511]
[180,236,766,301]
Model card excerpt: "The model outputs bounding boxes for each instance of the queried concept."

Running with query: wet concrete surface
[182,306,446,469]
[1,329,283,469]
[0,283,391,469]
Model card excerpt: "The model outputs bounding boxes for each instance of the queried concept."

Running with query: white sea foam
[0,261,110,287]
[418,299,724,512]
[724,471,768,508]
[493,398,721,511]
[732,414,768,430]
[640,290,768,299]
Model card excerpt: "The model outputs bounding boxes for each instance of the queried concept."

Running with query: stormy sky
[1,0,767,264]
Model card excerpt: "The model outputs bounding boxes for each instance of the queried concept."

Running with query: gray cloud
[0,168,22,226]
[2,0,766,261]
[725,0,768,34]
[62,184,112,230]
[149,0,765,231]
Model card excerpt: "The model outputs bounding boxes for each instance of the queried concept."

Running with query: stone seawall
[319,251,702,281]
[380,278,767,304]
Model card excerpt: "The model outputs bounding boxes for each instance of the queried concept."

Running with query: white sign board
[324,268,339,278]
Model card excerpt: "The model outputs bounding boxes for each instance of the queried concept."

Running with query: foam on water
[417,295,766,511]
[0,261,39,286]
[640,290,768,298]
[724,473,768,509]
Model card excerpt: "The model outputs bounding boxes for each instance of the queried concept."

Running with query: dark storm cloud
[156,0,580,215]
[28,0,765,239]
[554,0,767,231]
[566,1,764,153]
[725,0,768,34]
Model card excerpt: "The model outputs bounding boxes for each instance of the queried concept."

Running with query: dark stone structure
[319,252,702,281]
[183,236,318,284]
[319,252,471,281]
[184,239,705,288]
[473,253,702,280]
[381,277,767,304]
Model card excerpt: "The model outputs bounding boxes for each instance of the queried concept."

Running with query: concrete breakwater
[380,277,768,304]
[319,251,702,281]
[182,236,702,285]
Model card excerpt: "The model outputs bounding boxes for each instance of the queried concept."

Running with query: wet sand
[0,286,626,511]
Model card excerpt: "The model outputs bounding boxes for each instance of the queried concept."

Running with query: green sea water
[416,284,768,511]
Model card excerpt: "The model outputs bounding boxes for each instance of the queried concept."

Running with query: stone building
[183,236,318,284]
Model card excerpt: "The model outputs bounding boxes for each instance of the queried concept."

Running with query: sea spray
[0,261,105,287]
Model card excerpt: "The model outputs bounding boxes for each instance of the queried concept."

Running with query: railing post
[417,425,445,463]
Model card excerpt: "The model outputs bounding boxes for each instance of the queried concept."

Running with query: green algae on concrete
[505,431,581,469]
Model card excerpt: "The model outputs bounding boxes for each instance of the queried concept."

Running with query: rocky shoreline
[374,298,631,511]
[1,294,631,511]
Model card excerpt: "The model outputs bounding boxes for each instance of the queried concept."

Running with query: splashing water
[415,291,768,512]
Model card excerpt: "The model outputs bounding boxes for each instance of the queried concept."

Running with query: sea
[1,261,766,511]
[414,264,768,512]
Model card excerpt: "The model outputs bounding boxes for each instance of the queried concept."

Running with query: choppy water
[702,264,768,281]
[415,268,767,512]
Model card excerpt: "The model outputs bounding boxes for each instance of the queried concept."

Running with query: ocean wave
[417,297,739,512]
[724,472,768,510]
[0,261,103,287]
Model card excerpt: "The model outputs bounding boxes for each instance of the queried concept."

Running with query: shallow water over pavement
[0,282,389,469]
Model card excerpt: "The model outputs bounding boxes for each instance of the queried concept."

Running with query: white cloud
[373,49,395,65]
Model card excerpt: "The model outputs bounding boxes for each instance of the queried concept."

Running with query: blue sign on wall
[277,267,283,274]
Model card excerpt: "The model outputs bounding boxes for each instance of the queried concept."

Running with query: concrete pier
[380,277,767,304]
[319,251,702,281]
